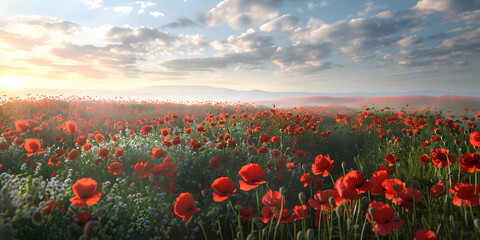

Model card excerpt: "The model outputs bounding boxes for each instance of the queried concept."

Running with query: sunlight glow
[0,76,25,89]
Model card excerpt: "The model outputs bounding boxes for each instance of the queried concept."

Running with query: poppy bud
[296,231,304,240]
[336,205,344,217]
[201,189,208,197]
[235,204,242,211]
[328,196,335,208]
[31,209,44,226]
[279,186,286,196]
[306,228,315,240]
[298,192,306,202]
[84,220,94,237]
[474,219,480,229]
[246,233,256,240]
[211,207,219,215]
[302,164,307,172]
[236,231,243,240]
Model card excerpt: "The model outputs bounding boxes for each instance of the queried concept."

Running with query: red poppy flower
[151,147,168,159]
[262,190,285,209]
[76,135,87,147]
[114,148,124,157]
[108,162,123,175]
[211,177,237,202]
[140,125,153,135]
[135,162,153,178]
[384,154,399,166]
[419,154,430,166]
[0,142,9,152]
[261,206,294,224]
[397,187,423,210]
[70,178,101,208]
[459,152,480,172]
[309,189,342,211]
[15,120,30,134]
[238,163,267,191]
[293,204,310,221]
[161,128,169,138]
[172,136,181,146]
[24,139,47,157]
[240,206,257,222]
[470,131,480,147]
[335,170,372,200]
[98,148,111,158]
[300,173,312,187]
[257,146,269,154]
[14,137,24,146]
[414,229,437,240]
[44,199,62,214]
[64,121,79,133]
[94,133,104,143]
[73,210,92,226]
[370,167,392,195]
[381,179,406,203]
[150,160,178,179]
[66,149,79,161]
[55,148,66,157]
[366,201,404,236]
[312,154,334,177]
[450,182,480,207]
[174,192,200,221]
[205,157,223,170]
[430,148,456,168]
[430,182,446,201]
[48,155,61,166]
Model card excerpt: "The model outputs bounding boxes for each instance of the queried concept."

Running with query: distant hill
[2,85,479,103]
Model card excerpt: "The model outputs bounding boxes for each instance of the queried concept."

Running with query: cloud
[113,6,133,14]
[260,14,299,32]
[398,35,424,47]
[159,29,277,71]
[412,0,475,16]
[357,1,385,17]
[150,12,164,17]
[83,0,103,9]
[199,0,283,29]
[289,16,413,59]
[135,1,156,15]
[274,61,341,76]
[397,27,480,67]
[161,18,197,28]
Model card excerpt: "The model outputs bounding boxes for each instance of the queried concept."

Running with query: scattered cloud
[198,0,283,29]
[83,0,103,9]
[412,0,476,17]
[357,1,385,17]
[260,14,299,32]
[161,18,198,28]
[135,1,157,15]
[150,12,165,18]
[398,35,424,47]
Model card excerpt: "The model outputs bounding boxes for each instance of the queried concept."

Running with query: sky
[0,0,479,94]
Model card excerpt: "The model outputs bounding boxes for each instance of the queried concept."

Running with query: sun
[0,76,25,89]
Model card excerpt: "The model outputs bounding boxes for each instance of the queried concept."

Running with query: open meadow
[0,95,479,239]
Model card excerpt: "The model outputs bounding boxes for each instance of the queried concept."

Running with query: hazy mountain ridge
[2,85,479,102]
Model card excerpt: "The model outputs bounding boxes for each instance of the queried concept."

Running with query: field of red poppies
[0,96,479,240]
